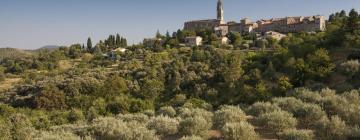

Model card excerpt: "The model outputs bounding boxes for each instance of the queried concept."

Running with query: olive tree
[179,116,211,138]
[315,116,348,140]
[256,110,297,135]
[221,121,259,140]
[246,102,280,117]
[279,129,315,140]
[214,105,247,129]
[147,115,179,136]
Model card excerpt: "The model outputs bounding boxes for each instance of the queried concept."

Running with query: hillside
[0,48,33,59]
[35,45,61,51]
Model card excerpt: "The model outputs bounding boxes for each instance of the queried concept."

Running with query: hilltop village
[145,0,326,49]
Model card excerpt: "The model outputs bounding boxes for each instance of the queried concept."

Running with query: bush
[246,102,280,117]
[0,119,11,140]
[271,97,304,114]
[221,122,259,140]
[0,72,5,82]
[116,113,149,124]
[49,123,91,138]
[91,117,158,140]
[156,106,177,117]
[214,105,247,129]
[296,103,327,128]
[340,60,360,77]
[147,115,179,136]
[143,110,155,117]
[179,135,203,140]
[33,83,67,110]
[33,131,81,140]
[178,107,213,124]
[67,109,85,124]
[293,88,322,104]
[315,116,348,140]
[256,110,297,134]
[319,93,347,116]
[279,129,315,140]
[179,116,211,138]
[8,113,35,140]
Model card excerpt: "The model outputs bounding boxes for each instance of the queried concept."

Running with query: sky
[1,0,360,49]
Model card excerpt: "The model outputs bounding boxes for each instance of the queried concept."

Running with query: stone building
[184,0,228,36]
[228,18,258,34]
[183,0,326,38]
[185,36,203,46]
[255,16,326,33]
[258,31,287,41]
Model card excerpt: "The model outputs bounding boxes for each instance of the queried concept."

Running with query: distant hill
[0,48,33,59]
[36,45,61,51]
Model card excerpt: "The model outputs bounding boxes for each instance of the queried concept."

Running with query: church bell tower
[217,0,224,22]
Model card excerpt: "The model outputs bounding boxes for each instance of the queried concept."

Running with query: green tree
[257,110,297,136]
[307,48,335,79]
[116,34,121,47]
[347,9,359,33]
[228,32,243,46]
[34,83,67,110]
[100,75,128,97]
[87,37,92,51]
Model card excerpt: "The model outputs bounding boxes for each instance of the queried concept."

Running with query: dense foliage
[1,9,360,139]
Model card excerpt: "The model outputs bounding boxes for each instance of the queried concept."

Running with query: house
[221,37,230,45]
[261,31,287,40]
[185,36,203,46]
[143,38,165,47]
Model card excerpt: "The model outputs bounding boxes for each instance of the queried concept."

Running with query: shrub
[256,110,297,134]
[293,88,322,103]
[214,105,247,129]
[116,113,149,124]
[33,131,81,140]
[8,113,35,140]
[147,115,179,136]
[0,119,11,140]
[91,117,158,140]
[0,72,5,82]
[246,102,280,117]
[315,116,348,140]
[221,122,259,140]
[271,97,304,115]
[67,109,85,124]
[319,93,347,116]
[296,103,327,128]
[143,110,155,117]
[33,83,67,110]
[178,107,213,124]
[348,126,360,139]
[49,124,91,138]
[179,135,203,140]
[156,106,177,117]
[338,104,360,126]
[279,129,315,140]
[179,116,211,138]
[340,60,360,77]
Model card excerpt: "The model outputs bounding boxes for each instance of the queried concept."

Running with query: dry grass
[0,78,22,92]
[58,60,73,71]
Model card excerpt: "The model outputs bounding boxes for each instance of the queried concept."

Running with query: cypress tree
[347,9,359,33]
[116,34,121,47]
[87,37,92,51]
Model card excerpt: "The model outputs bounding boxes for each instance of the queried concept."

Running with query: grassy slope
[0,48,33,59]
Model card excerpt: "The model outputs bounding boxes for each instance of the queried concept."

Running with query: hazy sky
[1,0,360,49]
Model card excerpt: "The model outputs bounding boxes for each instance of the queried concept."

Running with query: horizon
[1,0,360,49]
